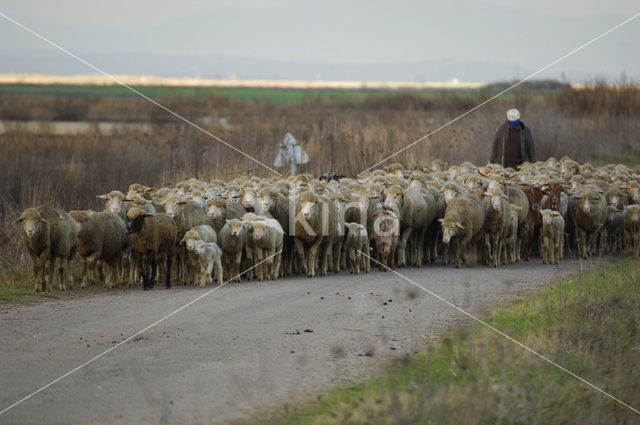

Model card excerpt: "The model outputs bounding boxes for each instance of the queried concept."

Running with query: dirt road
[0,259,604,424]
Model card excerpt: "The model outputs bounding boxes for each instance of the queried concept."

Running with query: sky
[0,0,638,82]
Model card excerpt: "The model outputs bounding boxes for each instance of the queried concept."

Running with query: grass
[261,259,640,425]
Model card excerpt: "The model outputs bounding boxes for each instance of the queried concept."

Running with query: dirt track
[0,259,605,425]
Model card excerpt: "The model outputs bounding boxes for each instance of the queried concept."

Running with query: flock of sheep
[15,156,640,293]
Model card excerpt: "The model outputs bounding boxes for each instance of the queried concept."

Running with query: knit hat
[506,108,520,126]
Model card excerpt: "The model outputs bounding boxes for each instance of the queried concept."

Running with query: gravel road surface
[0,259,605,424]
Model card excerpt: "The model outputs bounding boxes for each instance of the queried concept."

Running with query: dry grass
[1,83,639,288]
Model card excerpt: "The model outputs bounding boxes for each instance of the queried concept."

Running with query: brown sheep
[126,207,177,290]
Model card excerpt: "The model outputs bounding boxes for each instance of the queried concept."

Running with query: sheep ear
[14,217,22,224]
[97,194,109,200]
[438,218,444,223]
[143,213,155,218]
[177,201,188,205]
[455,222,465,230]
[144,187,155,193]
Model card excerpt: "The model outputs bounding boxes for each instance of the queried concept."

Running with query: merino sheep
[370,209,399,271]
[344,222,370,274]
[193,240,223,286]
[603,206,623,254]
[16,207,77,292]
[218,218,247,282]
[205,197,246,233]
[383,186,431,268]
[126,207,177,289]
[179,224,217,285]
[252,219,284,281]
[482,188,511,267]
[257,187,294,276]
[164,195,206,284]
[293,190,338,277]
[569,189,607,259]
[622,205,640,257]
[502,204,521,265]
[439,195,485,268]
[70,211,129,288]
[97,190,128,222]
[540,209,564,264]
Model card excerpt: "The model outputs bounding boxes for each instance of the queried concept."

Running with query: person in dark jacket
[489,108,536,168]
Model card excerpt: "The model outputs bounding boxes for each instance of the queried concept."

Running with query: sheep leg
[255,248,264,281]
[294,238,307,275]
[332,240,342,274]
[397,227,411,267]
[165,254,172,289]
[307,238,323,278]
[233,251,243,282]
[30,255,42,293]
[454,239,461,268]
[215,256,223,285]
[245,246,254,281]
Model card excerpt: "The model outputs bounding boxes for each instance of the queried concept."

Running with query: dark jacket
[489,121,536,167]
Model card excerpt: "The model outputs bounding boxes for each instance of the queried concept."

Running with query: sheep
[164,195,206,284]
[502,204,522,265]
[605,185,629,210]
[15,207,77,292]
[622,205,640,257]
[519,185,544,260]
[179,224,218,285]
[540,209,564,264]
[292,190,338,278]
[126,207,177,290]
[382,186,431,268]
[97,190,128,222]
[218,218,247,282]
[439,195,485,268]
[257,187,294,276]
[344,222,370,274]
[251,219,284,281]
[205,197,246,233]
[70,211,130,288]
[370,209,399,271]
[603,206,623,255]
[540,183,569,218]
[193,240,223,286]
[481,188,511,267]
[569,189,607,259]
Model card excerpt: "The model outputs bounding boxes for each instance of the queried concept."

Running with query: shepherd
[489,108,536,169]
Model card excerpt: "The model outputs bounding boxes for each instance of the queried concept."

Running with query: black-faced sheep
[126,207,177,290]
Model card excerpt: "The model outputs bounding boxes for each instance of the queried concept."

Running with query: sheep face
[299,200,317,219]
[226,219,245,237]
[207,204,224,219]
[485,190,507,211]
[625,205,640,223]
[257,192,275,215]
[15,208,47,239]
[540,209,555,225]
[98,191,125,215]
[383,188,403,212]
[626,181,640,203]
[194,240,209,255]
[252,222,269,240]
[241,190,257,210]
[439,218,464,244]
[163,198,182,218]
[575,193,601,214]
[190,193,206,208]
[126,208,153,234]
[175,186,188,200]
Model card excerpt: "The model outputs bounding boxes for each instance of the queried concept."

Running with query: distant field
[0,83,530,104]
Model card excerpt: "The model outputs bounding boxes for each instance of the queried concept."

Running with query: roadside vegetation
[261,259,640,425]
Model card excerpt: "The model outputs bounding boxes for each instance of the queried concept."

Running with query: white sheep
[344,222,370,274]
[540,209,564,264]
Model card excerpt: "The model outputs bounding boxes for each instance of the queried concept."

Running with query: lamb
[193,240,223,286]
[540,209,564,264]
[344,222,370,274]
[251,219,284,281]
[15,207,77,292]
[622,205,640,257]
[293,190,338,277]
[370,209,399,271]
[179,224,218,285]
[126,207,177,290]
[70,211,129,288]
[218,218,247,282]
[439,195,485,268]
[569,189,607,259]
